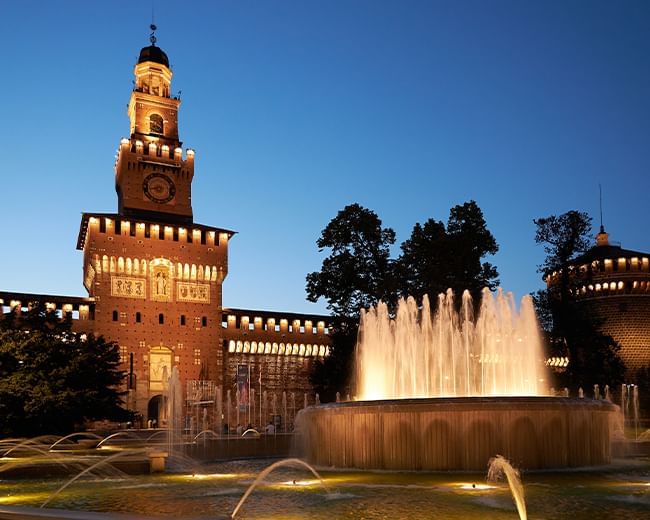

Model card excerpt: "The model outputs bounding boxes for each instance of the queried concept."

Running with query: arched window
[158,313,164,324]
[202,316,207,327]
[149,114,164,134]
[135,312,141,323]
[112,310,118,321]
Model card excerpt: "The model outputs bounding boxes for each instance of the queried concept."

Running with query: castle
[0,33,331,431]
[546,225,650,378]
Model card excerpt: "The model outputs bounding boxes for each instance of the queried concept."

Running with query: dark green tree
[395,218,449,302]
[396,200,499,306]
[0,303,129,436]
[306,204,395,401]
[446,201,499,301]
[534,211,625,389]
[534,210,593,304]
[306,203,396,319]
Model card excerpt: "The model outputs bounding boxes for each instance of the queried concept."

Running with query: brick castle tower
[547,225,650,378]
[76,29,234,422]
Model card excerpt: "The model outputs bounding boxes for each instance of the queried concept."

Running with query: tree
[446,201,499,300]
[306,204,395,401]
[534,211,625,389]
[306,203,396,319]
[534,210,592,306]
[395,218,449,303]
[0,303,130,436]
[396,200,499,306]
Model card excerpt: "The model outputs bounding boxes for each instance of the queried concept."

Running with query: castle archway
[148,394,163,425]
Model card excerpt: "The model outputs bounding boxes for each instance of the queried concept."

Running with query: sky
[1,1,649,316]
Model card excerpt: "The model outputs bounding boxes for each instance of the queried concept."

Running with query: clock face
[143,173,176,204]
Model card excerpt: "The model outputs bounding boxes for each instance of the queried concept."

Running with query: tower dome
[138,45,169,67]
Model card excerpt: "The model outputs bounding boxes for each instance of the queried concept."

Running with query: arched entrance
[148,394,163,425]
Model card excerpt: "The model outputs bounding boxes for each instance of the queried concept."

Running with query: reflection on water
[1,458,650,519]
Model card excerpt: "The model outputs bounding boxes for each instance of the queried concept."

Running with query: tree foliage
[0,303,129,436]
[306,203,396,319]
[534,211,593,274]
[397,201,499,306]
[533,210,625,389]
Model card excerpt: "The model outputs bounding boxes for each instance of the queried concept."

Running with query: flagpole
[259,366,262,429]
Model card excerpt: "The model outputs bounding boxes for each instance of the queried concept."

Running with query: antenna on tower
[150,4,157,46]
[599,183,604,233]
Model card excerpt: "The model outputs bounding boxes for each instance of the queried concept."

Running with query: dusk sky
[1,1,649,315]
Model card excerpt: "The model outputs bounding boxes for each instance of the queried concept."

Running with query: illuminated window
[139,341,146,348]
[194,348,201,365]
[149,113,164,134]
[119,346,127,363]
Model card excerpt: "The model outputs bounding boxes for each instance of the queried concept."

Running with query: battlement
[77,213,235,251]
[0,291,95,334]
[119,137,194,161]
[546,253,650,300]
[114,137,194,176]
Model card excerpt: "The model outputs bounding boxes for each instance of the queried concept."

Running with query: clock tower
[77,27,233,422]
[115,28,193,224]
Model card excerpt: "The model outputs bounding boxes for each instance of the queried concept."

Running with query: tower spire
[596,183,609,246]
[599,183,604,233]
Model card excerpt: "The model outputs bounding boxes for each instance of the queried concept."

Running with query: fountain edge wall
[297,397,618,471]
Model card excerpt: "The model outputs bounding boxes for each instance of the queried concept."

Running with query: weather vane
[150,23,157,46]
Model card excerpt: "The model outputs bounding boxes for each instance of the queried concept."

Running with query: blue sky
[1,1,649,315]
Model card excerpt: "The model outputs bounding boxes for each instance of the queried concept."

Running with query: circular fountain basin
[297,397,618,471]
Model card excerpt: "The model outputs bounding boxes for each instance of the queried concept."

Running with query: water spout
[231,458,330,518]
[487,455,527,520]
[41,449,147,508]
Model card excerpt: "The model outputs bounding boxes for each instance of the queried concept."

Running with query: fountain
[297,289,618,470]
[166,366,183,464]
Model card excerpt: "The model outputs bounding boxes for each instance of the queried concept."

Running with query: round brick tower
[546,226,650,379]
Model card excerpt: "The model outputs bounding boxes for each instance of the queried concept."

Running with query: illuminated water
[356,289,547,400]
[1,458,649,519]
